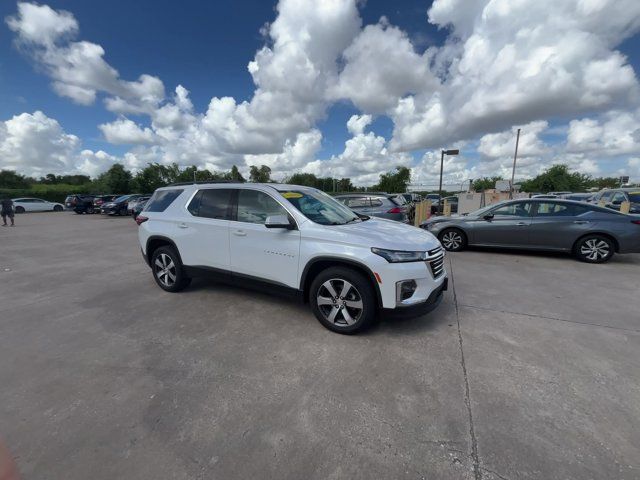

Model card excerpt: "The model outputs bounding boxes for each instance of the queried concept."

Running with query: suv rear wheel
[309,267,376,334]
[151,246,191,292]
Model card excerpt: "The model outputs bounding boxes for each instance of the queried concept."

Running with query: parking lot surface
[1,213,639,479]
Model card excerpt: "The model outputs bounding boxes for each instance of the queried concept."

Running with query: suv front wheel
[151,246,191,292]
[309,267,376,334]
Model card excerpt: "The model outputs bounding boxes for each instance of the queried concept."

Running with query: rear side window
[145,189,184,212]
[370,198,384,207]
[345,197,370,208]
[188,189,232,219]
[535,202,589,217]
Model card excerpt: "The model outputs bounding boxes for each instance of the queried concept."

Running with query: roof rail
[168,180,239,186]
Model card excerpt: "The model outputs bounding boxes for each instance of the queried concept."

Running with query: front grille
[427,250,445,278]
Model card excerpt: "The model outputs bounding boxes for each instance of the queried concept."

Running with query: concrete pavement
[0,212,638,479]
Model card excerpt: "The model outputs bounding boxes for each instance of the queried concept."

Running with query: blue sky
[2,0,640,185]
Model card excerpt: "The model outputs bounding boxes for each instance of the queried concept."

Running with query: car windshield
[280,189,362,225]
[114,195,131,202]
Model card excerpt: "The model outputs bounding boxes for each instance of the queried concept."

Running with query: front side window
[491,202,532,217]
[611,192,627,204]
[281,189,360,225]
[237,189,287,224]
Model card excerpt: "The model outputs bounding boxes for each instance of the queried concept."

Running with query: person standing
[1,197,15,227]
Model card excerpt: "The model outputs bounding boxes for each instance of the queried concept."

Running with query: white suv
[137,183,447,334]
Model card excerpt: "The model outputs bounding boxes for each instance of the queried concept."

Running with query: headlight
[371,247,426,263]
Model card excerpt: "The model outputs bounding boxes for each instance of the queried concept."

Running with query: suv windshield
[280,189,361,225]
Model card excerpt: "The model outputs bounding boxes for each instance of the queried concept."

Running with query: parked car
[441,196,459,214]
[128,195,151,215]
[401,193,422,204]
[589,188,640,214]
[65,194,95,214]
[560,193,593,202]
[132,197,150,220]
[12,197,64,213]
[421,198,640,263]
[334,193,409,223]
[137,183,447,334]
[93,195,118,213]
[101,194,142,215]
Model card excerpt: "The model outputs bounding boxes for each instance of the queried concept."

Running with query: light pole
[438,149,459,215]
[510,128,521,199]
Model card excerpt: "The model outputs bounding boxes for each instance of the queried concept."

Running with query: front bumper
[383,277,448,319]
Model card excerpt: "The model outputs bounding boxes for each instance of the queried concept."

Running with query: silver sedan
[421,199,640,263]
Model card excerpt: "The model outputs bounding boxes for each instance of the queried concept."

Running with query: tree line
[0,163,628,203]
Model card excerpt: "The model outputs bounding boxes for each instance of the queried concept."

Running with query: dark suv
[590,188,640,214]
[65,195,95,214]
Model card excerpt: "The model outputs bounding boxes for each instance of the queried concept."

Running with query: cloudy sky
[1,0,640,187]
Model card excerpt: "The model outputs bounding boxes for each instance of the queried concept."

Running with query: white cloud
[478,121,549,159]
[0,111,121,176]
[6,2,77,47]
[99,118,156,145]
[346,114,372,136]
[566,110,640,155]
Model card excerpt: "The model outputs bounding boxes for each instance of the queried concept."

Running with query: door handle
[178,223,188,229]
[516,222,528,226]
[232,230,246,236]
[573,220,589,224]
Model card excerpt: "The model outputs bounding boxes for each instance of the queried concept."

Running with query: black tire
[74,210,82,215]
[53,205,63,212]
[15,206,25,214]
[150,246,191,292]
[574,234,614,263]
[438,228,467,252]
[309,267,376,334]
[87,206,95,214]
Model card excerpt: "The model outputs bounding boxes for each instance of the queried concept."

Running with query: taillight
[135,215,148,225]
[387,207,405,214]
[631,220,640,225]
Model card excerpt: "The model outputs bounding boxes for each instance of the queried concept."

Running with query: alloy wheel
[154,253,177,287]
[441,231,462,250]
[580,238,610,261]
[316,278,364,327]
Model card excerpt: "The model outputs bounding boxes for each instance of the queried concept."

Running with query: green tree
[287,172,319,187]
[472,176,503,191]
[228,165,245,182]
[249,165,272,183]
[0,170,32,189]
[95,163,132,193]
[373,166,411,193]
[519,164,591,193]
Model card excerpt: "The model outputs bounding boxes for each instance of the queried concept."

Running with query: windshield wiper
[346,216,361,224]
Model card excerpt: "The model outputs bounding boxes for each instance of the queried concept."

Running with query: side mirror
[265,214,294,229]
[483,213,494,221]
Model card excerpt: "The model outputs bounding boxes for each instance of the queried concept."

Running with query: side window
[611,192,627,204]
[491,202,532,217]
[536,202,575,216]
[369,198,383,207]
[197,189,233,220]
[237,190,287,224]
[187,191,202,216]
[600,191,614,202]
[346,197,369,208]
[146,189,184,212]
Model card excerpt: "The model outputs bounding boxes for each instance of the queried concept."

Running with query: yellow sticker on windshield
[282,192,303,199]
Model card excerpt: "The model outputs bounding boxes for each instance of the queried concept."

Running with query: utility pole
[510,128,521,199]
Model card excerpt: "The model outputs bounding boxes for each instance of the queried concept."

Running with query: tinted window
[600,191,614,201]
[629,192,640,202]
[611,192,627,204]
[535,202,589,217]
[370,198,383,207]
[237,190,286,224]
[345,197,369,208]
[146,189,184,212]
[491,202,532,217]
[196,189,232,219]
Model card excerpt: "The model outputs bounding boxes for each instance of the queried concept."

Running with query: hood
[316,217,440,251]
